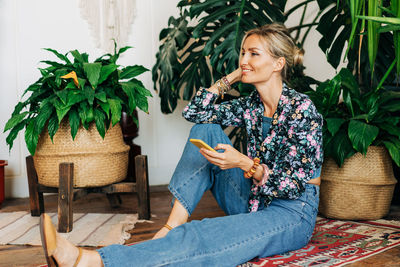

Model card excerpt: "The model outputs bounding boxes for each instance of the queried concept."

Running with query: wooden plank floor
[1,188,400,266]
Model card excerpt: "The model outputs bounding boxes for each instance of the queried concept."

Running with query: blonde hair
[240,23,304,82]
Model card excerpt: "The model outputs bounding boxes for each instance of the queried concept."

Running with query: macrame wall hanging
[79,0,136,53]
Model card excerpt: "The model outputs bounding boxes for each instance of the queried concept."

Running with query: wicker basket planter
[33,121,130,188]
[319,146,397,220]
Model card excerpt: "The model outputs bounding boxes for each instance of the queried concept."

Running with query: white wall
[0,0,335,198]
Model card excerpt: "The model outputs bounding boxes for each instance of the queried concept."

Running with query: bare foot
[152,226,170,240]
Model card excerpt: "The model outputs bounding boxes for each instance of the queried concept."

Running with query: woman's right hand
[226,68,242,85]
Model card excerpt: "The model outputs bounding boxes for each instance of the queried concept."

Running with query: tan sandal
[39,213,82,267]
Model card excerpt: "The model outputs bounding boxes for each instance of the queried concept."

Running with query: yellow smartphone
[189,139,217,153]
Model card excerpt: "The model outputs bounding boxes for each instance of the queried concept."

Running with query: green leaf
[22,83,41,97]
[53,99,71,123]
[108,98,122,126]
[326,129,356,167]
[338,68,359,96]
[95,91,107,103]
[117,46,132,55]
[348,119,379,155]
[65,81,77,89]
[83,63,102,88]
[325,118,346,136]
[120,79,151,114]
[383,139,400,167]
[78,103,89,130]
[43,48,71,64]
[84,85,95,105]
[131,78,152,97]
[356,15,400,25]
[135,93,149,113]
[94,109,106,138]
[120,65,149,80]
[25,119,39,155]
[70,50,84,63]
[11,102,26,116]
[121,82,137,113]
[77,78,86,89]
[4,112,29,132]
[381,101,400,112]
[86,107,94,123]
[69,109,80,140]
[377,122,400,138]
[56,90,69,105]
[67,90,86,106]
[99,101,110,118]
[98,64,118,84]
[34,102,54,136]
[47,114,59,142]
[5,121,26,151]
[343,90,355,118]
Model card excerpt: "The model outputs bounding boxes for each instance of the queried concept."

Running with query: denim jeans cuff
[97,247,109,267]
[168,184,194,216]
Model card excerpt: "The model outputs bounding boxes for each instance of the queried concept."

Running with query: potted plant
[307,0,400,220]
[306,68,399,219]
[3,44,152,187]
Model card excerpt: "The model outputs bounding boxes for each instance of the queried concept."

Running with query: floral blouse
[182,83,324,212]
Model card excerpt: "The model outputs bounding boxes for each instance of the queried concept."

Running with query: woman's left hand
[199,143,250,170]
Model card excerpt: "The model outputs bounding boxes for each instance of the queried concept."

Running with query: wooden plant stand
[26,155,150,233]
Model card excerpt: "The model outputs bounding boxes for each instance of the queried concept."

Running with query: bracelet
[215,76,230,99]
[163,224,173,231]
[221,76,231,91]
[244,157,260,178]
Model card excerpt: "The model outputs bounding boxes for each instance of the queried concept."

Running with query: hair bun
[294,47,304,66]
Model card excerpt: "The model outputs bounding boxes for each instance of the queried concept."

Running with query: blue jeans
[98,124,320,267]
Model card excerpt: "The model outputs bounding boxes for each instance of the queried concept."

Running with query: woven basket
[319,146,397,220]
[33,121,130,188]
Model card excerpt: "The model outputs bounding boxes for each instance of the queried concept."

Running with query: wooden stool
[26,155,150,233]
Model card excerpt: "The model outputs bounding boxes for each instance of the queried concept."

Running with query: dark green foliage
[307,68,400,167]
[4,45,152,155]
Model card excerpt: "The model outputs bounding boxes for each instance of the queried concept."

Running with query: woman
[40,23,323,267]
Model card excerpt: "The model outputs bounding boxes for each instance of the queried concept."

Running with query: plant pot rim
[0,160,8,167]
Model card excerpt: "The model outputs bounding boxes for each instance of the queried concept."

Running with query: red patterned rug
[243,216,400,267]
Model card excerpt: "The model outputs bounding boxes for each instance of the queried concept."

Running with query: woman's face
[239,34,282,86]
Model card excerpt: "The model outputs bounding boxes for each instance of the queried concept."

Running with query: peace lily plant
[4,45,152,155]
